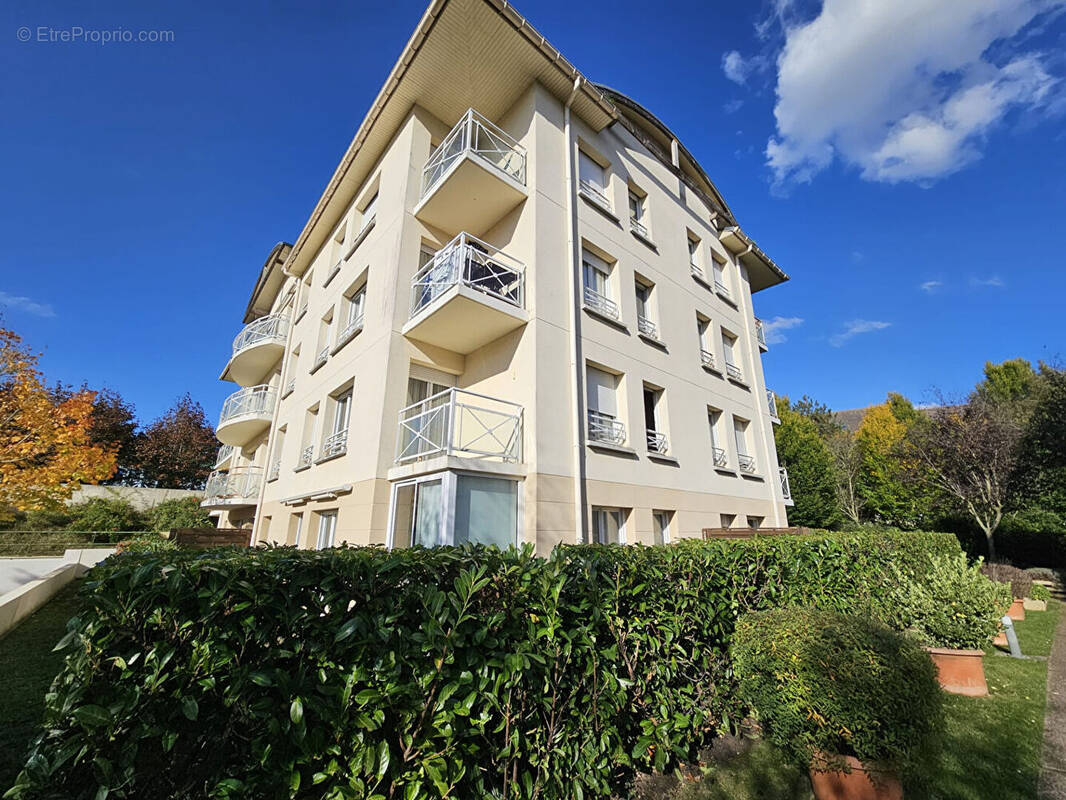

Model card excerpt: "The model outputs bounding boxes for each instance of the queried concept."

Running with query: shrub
[1027,567,1059,582]
[67,498,145,533]
[8,531,961,800]
[114,533,179,555]
[981,563,1033,599]
[732,608,942,776]
[1031,584,1052,604]
[881,553,1011,650]
[996,509,1066,568]
[145,497,210,532]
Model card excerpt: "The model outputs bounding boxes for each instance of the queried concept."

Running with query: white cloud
[723,98,745,114]
[920,280,944,293]
[829,319,891,347]
[0,291,55,318]
[763,0,1062,186]
[970,275,1006,287]
[761,315,805,344]
[722,50,768,85]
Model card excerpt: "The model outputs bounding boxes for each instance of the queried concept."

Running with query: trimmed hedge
[9,531,962,800]
[733,608,942,774]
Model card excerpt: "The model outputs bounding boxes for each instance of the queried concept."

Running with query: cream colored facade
[202,0,794,553]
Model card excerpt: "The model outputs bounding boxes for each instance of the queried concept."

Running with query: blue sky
[1,0,1064,424]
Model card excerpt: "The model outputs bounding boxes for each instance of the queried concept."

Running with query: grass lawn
[674,600,1062,800]
[0,583,83,792]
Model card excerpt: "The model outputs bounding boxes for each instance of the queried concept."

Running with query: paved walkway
[0,558,67,597]
[1040,603,1066,799]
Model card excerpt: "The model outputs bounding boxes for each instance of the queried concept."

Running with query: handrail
[337,313,365,346]
[410,232,524,316]
[630,217,649,239]
[647,430,668,454]
[637,315,658,339]
[725,362,744,382]
[700,349,717,370]
[321,428,348,459]
[204,466,263,502]
[713,447,728,467]
[422,108,526,196]
[588,409,625,445]
[583,286,619,319]
[715,280,731,298]
[214,444,235,467]
[298,444,314,468]
[219,385,275,427]
[738,454,756,474]
[579,178,611,209]
[396,388,523,464]
[231,313,289,357]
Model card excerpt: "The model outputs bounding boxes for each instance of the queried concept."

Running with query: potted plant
[733,607,942,800]
[883,553,1010,696]
[1025,583,1051,612]
[981,564,1032,620]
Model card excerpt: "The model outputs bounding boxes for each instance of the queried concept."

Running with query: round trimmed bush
[882,553,1011,650]
[732,608,942,776]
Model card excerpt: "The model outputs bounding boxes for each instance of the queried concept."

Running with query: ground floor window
[653,510,672,545]
[389,472,519,549]
[591,506,627,545]
[316,510,337,549]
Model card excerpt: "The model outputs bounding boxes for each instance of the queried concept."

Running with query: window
[337,284,366,347]
[298,405,318,469]
[322,388,352,458]
[298,271,312,319]
[390,473,519,549]
[578,150,609,207]
[653,510,672,545]
[635,279,657,339]
[712,253,731,298]
[398,376,452,461]
[313,310,333,371]
[697,314,715,370]
[733,417,755,473]
[592,506,627,544]
[721,330,743,382]
[586,366,624,444]
[688,232,703,276]
[315,511,337,550]
[720,513,736,529]
[360,191,378,231]
[708,407,727,468]
[287,512,303,546]
[747,516,764,530]
[582,249,618,319]
[628,187,649,238]
[270,427,286,481]
[284,346,300,396]
[643,384,667,454]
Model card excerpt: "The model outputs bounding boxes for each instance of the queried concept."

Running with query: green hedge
[9,531,962,800]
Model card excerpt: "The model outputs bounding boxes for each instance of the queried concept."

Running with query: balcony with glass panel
[403,233,527,354]
[415,109,527,237]
[216,385,276,446]
[221,313,289,386]
[395,388,523,470]
[200,466,263,509]
[214,444,236,470]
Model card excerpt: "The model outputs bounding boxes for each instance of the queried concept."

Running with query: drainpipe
[563,77,589,543]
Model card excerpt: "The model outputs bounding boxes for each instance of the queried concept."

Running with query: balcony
[579,179,612,212]
[637,315,660,341]
[583,286,620,321]
[738,454,757,474]
[320,429,348,461]
[217,385,275,446]
[780,467,793,504]
[200,466,263,509]
[767,390,780,422]
[700,349,718,371]
[713,447,728,468]
[754,318,768,351]
[588,410,625,446]
[415,109,527,237]
[214,444,235,469]
[297,444,314,470]
[403,233,527,354]
[268,460,280,482]
[334,313,365,351]
[222,314,289,386]
[647,430,668,455]
[630,216,650,241]
[725,362,745,383]
[396,388,522,465]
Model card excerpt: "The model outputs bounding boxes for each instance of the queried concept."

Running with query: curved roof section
[593,83,735,223]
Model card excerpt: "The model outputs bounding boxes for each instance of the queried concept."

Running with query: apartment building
[202,0,794,552]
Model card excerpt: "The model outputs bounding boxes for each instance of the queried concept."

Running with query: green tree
[774,398,841,528]
[856,397,934,529]
[792,394,843,439]
[146,496,211,532]
[975,358,1040,408]
[1011,365,1066,514]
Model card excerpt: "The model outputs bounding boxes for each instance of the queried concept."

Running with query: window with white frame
[628,187,648,237]
[315,511,337,550]
[321,388,351,459]
[708,407,728,468]
[298,271,313,319]
[721,329,743,382]
[287,512,303,546]
[697,314,715,369]
[688,232,703,276]
[578,149,609,207]
[389,472,519,549]
[733,416,755,473]
[360,190,378,231]
[338,283,366,346]
[582,249,618,319]
[298,405,318,469]
[712,253,731,298]
[314,309,333,370]
[653,510,672,545]
[643,384,667,454]
[634,279,657,339]
[586,365,624,445]
[592,506,627,545]
[284,345,300,396]
[270,427,285,481]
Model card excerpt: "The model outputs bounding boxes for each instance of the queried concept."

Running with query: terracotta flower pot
[993,630,1008,648]
[923,647,988,696]
[809,755,902,800]
[1007,599,1025,621]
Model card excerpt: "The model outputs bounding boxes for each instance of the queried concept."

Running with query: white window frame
[591,506,627,545]
[653,510,672,545]
[315,511,337,550]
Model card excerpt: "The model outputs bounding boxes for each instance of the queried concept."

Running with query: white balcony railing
[231,313,289,357]
[738,454,756,474]
[588,410,625,446]
[336,313,365,348]
[700,349,717,370]
[767,390,779,419]
[647,430,668,454]
[422,109,526,197]
[725,362,744,382]
[410,233,524,317]
[583,286,620,320]
[214,444,235,467]
[780,467,792,501]
[630,217,649,239]
[579,179,611,210]
[284,376,296,397]
[321,429,348,460]
[298,444,314,469]
[713,447,728,468]
[715,280,731,299]
[754,317,767,348]
[203,467,262,504]
[313,345,329,371]
[218,385,275,428]
[396,388,523,464]
[268,460,280,481]
[637,315,659,340]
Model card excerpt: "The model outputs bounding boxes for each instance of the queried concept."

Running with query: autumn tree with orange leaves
[0,328,115,520]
